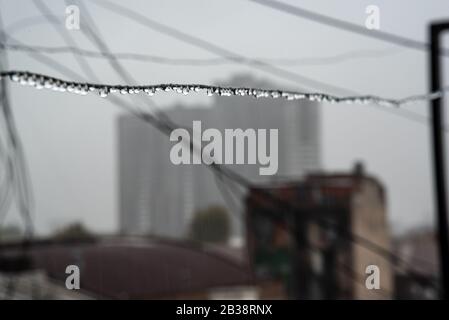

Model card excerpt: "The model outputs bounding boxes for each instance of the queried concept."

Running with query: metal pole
[429,22,449,300]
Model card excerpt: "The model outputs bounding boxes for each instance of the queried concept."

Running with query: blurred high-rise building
[118,75,321,239]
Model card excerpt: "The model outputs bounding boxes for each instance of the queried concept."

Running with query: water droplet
[255,90,266,98]
[73,84,88,95]
[26,76,37,86]
[19,75,28,85]
[144,88,155,96]
[99,87,109,98]
[235,89,244,96]
[51,81,61,91]
[58,83,67,92]
[270,91,280,98]
[44,79,54,89]
[173,86,182,94]
[219,88,232,96]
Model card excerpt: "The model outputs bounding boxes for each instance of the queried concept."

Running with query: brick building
[246,163,393,299]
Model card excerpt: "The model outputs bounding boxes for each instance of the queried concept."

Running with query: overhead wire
[2,13,442,130]
[0,13,34,238]
[1,69,447,108]
[249,0,449,56]
[91,0,448,130]
[0,42,403,67]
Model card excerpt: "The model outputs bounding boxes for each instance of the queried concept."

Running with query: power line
[3,13,442,130]
[250,0,449,56]
[89,0,449,130]
[92,0,353,94]
[1,70,447,108]
[0,14,34,238]
[0,42,403,67]
[32,0,99,83]
[3,36,86,82]
[0,149,14,226]
[71,0,162,117]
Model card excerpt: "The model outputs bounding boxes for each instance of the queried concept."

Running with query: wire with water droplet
[1,70,447,108]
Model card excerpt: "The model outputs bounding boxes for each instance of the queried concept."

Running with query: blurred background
[0,0,448,299]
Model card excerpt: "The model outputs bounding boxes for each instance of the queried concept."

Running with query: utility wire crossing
[0,70,447,108]
[0,42,401,67]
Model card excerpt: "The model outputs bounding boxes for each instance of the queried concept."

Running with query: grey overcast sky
[0,0,448,235]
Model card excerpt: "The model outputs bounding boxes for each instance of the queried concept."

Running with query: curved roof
[30,238,253,299]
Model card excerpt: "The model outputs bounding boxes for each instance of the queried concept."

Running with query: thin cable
[3,35,86,82]
[32,0,99,82]
[0,88,14,220]
[213,169,245,222]
[0,158,14,227]
[0,14,34,238]
[73,0,162,116]
[92,0,353,94]
[0,42,403,67]
[250,0,449,56]
[0,13,403,67]
[3,13,441,129]
[88,0,447,130]
[1,69,447,108]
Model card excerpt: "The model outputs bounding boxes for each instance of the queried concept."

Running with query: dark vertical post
[293,214,310,299]
[429,22,449,299]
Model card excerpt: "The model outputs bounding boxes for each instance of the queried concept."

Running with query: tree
[52,222,94,241]
[0,225,22,242]
[189,205,231,244]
